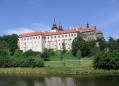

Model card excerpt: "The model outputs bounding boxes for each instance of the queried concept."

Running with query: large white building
[18,19,104,52]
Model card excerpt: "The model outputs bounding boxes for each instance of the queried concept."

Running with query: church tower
[58,21,63,31]
[51,19,58,32]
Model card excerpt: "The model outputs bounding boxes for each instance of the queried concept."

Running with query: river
[0,74,119,86]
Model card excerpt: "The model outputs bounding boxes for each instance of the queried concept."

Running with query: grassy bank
[0,67,119,75]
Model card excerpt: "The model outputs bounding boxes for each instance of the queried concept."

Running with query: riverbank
[0,67,119,75]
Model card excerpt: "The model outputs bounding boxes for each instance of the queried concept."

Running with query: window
[45,41,46,43]
[65,35,67,37]
[69,34,70,37]
[51,36,53,39]
[65,39,67,41]
[59,40,60,41]
[59,43,60,45]
[30,37,32,40]
[36,37,37,39]
[90,32,91,35]
[24,38,26,40]
[55,36,56,38]
[90,38,91,39]
[74,34,76,36]
[22,38,23,41]
[27,38,29,40]
[62,35,64,37]
[66,43,67,45]
[48,37,49,39]
[39,36,40,39]
[72,34,73,37]
[34,37,35,39]
[52,43,54,45]
[58,35,60,38]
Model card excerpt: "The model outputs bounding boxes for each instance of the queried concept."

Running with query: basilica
[18,19,104,52]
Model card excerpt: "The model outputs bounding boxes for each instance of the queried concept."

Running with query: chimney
[76,27,78,31]
[70,26,72,29]
[73,27,74,29]
[42,30,44,32]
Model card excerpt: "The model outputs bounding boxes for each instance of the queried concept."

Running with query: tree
[72,36,90,57]
[9,34,19,55]
[60,51,63,63]
[108,40,118,52]
[0,41,10,57]
[13,49,22,58]
[88,39,96,48]
[96,39,106,51]
[62,41,66,53]
[76,50,82,64]
[40,48,50,61]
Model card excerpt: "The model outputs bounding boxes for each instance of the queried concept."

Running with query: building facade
[18,20,104,52]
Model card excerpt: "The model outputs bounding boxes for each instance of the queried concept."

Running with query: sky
[0,0,119,41]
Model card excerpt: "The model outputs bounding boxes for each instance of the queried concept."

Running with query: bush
[88,48,101,57]
[13,49,22,58]
[40,50,50,61]
[22,49,34,57]
[0,56,11,68]
[93,50,119,69]
[48,49,55,56]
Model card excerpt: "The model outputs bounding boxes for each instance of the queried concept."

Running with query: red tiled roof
[19,29,85,38]
[75,26,96,33]
[96,29,102,33]
[19,32,43,38]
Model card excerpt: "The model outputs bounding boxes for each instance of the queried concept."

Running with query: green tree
[62,41,66,53]
[72,36,90,57]
[9,33,19,56]
[96,39,106,51]
[60,51,63,63]
[88,39,96,48]
[76,50,82,64]
[13,49,22,58]
[40,48,50,61]
[0,41,10,57]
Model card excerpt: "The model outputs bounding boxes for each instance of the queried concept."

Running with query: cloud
[31,23,51,32]
[7,28,35,35]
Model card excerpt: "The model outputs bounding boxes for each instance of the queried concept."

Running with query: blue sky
[0,0,119,41]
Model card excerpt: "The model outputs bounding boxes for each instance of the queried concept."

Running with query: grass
[1,51,119,75]
[44,60,93,68]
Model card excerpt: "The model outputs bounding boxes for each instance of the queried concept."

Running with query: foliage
[0,41,10,57]
[76,50,82,60]
[0,56,11,68]
[72,36,91,57]
[9,34,19,56]
[13,49,22,58]
[62,41,66,53]
[48,49,55,56]
[23,49,40,57]
[88,48,101,57]
[93,50,119,69]
[96,39,106,51]
[60,51,63,62]
[40,48,50,61]
[88,39,96,48]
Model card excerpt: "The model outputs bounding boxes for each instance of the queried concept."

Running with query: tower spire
[87,21,89,28]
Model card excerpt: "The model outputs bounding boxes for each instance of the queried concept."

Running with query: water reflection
[0,74,119,86]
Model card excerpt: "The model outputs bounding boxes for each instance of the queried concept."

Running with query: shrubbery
[93,50,119,69]
[0,56,44,68]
